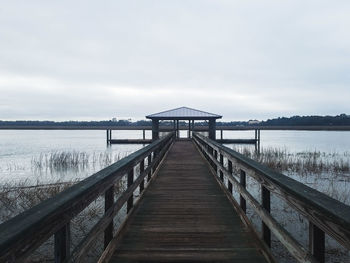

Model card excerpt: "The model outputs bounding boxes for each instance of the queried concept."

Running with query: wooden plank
[0,133,174,262]
[216,139,257,144]
[193,133,350,250]
[109,141,270,262]
[194,137,318,263]
[109,139,152,144]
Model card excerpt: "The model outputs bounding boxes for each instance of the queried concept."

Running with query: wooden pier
[1,132,350,263]
[108,140,269,262]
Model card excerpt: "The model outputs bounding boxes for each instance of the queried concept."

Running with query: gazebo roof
[146,106,222,120]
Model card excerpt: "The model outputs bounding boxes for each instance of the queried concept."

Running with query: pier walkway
[109,140,268,262]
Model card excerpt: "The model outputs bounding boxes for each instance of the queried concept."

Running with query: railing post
[219,154,224,182]
[140,159,145,193]
[228,160,233,194]
[54,222,70,263]
[240,169,246,213]
[154,149,158,169]
[147,154,152,182]
[127,167,134,213]
[106,129,110,145]
[213,150,218,174]
[309,222,325,263]
[104,186,114,248]
[262,186,271,247]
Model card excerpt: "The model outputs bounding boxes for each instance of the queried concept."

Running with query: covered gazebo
[146,107,222,141]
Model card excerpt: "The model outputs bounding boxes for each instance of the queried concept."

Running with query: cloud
[0,0,349,120]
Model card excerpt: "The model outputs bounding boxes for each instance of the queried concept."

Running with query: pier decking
[109,140,268,262]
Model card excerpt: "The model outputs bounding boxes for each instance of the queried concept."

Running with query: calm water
[0,130,151,184]
[0,130,350,185]
[1,130,349,261]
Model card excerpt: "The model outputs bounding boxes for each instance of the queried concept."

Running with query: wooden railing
[193,132,350,263]
[0,133,175,263]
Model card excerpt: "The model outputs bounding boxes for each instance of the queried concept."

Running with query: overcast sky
[0,1,349,121]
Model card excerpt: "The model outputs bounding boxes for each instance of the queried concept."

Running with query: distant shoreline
[1,125,350,131]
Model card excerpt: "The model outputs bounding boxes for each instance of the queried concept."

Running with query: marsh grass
[31,151,126,173]
[0,151,128,261]
[231,146,350,175]
[0,177,126,262]
[227,145,350,262]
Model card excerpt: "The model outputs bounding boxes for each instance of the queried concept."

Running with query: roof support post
[152,119,159,141]
[208,119,216,140]
[176,120,179,138]
[188,120,191,138]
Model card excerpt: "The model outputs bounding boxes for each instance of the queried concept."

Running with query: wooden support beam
[127,168,134,213]
[213,150,218,175]
[54,223,70,263]
[152,119,159,141]
[309,222,325,263]
[176,120,179,138]
[139,160,145,193]
[147,154,152,182]
[228,160,233,194]
[262,186,271,247]
[104,186,114,249]
[258,129,261,153]
[188,120,191,138]
[240,169,246,213]
[208,119,216,140]
[219,154,224,182]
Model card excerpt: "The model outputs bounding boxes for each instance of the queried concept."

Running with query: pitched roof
[146,107,222,119]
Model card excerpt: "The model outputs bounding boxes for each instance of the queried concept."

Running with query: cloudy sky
[0,1,349,121]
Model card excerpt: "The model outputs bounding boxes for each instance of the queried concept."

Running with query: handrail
[0,132,175,263]
[193,132,350,263]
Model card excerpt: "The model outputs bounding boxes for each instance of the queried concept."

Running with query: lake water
[0,129,349,185]
[0,129,349,262]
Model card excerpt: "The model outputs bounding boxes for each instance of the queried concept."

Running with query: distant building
[248,120,261,125]
[112,118,117,122]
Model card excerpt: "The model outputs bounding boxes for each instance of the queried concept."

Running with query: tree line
[0,114,349,127]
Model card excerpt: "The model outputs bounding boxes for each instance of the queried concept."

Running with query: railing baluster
[309,222,325,263]
[262,186,271,247]
[104,186,114,248]
[127,167,134,213]
[147,154,152,182]
[54,222,70,263]
[140,159,145,193]
[219,153,224,182]
[213,150,218,174]
[153,149,158,170]
[228,160,233,194]
[240,169,246,213]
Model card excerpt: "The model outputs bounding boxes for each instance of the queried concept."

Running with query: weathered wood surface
[109,141,269,262]
[109,139,153,144]
[193,132,350,261]
[0,134,174,262]
[216,139,257,144]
